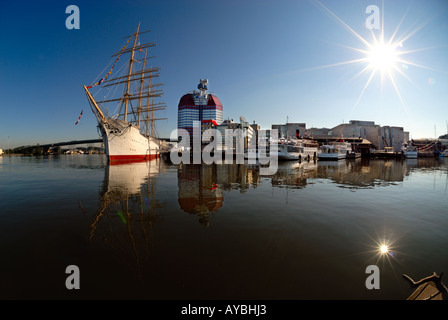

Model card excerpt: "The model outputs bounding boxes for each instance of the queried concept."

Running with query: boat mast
[86,24,167,135]
[123,23,140,122]
[137,49,148,129]
[146,75,151,137]
[151,86,155,137]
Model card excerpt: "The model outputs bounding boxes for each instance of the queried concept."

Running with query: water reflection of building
[271,158,446,190]
[177,164,260,226]
[316,158,406,188]
[89,159,165,280]
[217,163,260,192]
[177,164,223,226]
[271,160,318,189]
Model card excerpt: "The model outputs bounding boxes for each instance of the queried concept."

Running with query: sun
[307,0,439,114]
[380,244,389,254]
[367,41,398,72]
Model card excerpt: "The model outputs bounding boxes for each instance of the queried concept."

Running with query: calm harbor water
[0,154,447,300]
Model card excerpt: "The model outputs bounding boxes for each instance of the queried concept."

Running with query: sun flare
[380,244,389,254]
[367,41,398,72]
[309,0,438,114]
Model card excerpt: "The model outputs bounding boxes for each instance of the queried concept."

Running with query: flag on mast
[75,110,83,125]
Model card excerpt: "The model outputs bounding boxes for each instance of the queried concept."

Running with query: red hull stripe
[109,154,159,164]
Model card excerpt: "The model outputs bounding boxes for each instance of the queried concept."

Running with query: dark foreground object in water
[403,272,448,300]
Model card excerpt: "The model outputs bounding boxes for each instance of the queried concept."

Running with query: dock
[346,152,361,159]
[368,150,404,159]
[418,151,437,158]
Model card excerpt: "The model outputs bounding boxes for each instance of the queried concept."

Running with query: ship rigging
[84,23,167,162]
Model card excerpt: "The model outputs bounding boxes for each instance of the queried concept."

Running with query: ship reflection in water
[93,158,425,227]
[89,159,166,280]
[83,157,447,299]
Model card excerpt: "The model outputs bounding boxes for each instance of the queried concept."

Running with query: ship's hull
[318,143,351,160]
[99,119,160,162]
[317,153,347,160]
[404,151,418,159]
[277,148,318,161]
[275,142,318,161]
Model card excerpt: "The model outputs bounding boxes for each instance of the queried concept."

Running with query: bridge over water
[15,137,173,152]
[38,139,103,149]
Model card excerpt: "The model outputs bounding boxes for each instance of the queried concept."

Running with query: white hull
[275,140,318,161]
[318,142,351,161]
[99,119,160,161]
[277,147,318,161]
[402,142,418,159]
[318,153,347,160]
[404,151,418,159]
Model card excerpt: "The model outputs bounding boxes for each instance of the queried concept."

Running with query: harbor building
[272,123,306,139]
[215,117,256,152]
[326,121,407,152]
[177,79,223,139]
[276,120,410,152]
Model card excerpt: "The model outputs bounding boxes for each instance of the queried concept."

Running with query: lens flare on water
[380,244,389,254]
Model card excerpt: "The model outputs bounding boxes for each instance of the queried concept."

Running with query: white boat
[317,140,352,160]
[84,24,166,163]
[402,143,418,159]
[275,138,319,161]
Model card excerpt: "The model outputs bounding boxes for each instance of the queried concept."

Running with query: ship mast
[146,78,154,136]
[137,49,148,129]
[123,23,140,122]
[87,24,167,137]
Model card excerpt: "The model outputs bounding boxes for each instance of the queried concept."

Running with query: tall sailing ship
[84,23,166,162]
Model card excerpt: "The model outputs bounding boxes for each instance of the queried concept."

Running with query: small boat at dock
[275,138,319,161]
[317,139,352,160]
[402,143,418,159]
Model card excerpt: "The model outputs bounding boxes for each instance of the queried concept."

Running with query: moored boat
[317,139,352,160]
[275,138,318,161]
[402,142,418,159]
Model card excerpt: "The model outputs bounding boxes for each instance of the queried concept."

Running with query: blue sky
[1,0,447,148]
